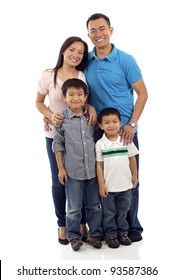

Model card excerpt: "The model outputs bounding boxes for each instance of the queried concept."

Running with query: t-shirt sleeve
[128,142,139,157]
[95,141,104,162]
[123,54,142,84]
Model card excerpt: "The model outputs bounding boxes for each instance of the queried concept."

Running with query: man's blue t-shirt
[84,44,142,129]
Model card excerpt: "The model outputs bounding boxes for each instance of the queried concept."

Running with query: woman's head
[53,36,88,87]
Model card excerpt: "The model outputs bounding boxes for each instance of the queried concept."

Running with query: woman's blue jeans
[65,177,102,241]
[45,137,86,227]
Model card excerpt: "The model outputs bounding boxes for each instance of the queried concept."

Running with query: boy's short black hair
[61,78,88,97]
[99,107,121,123]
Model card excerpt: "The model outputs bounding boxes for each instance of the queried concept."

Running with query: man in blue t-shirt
[85,13,148,242]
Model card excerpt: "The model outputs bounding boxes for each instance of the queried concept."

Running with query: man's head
[86,13,113,49]
[86,13,111,29]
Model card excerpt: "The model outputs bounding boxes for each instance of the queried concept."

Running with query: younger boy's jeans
[101,190,131,239]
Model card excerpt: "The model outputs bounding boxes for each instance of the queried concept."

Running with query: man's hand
[119,124,135,146]
[86,104,98,125]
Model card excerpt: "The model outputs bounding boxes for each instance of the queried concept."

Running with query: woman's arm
[35,91,64,126]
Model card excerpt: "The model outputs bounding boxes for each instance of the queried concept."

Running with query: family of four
[35,13,148,251]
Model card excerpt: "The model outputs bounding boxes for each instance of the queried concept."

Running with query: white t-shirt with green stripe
[96,134,139,192]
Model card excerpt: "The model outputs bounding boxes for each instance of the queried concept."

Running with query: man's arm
[120,78,148,145]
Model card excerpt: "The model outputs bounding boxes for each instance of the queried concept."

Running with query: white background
[0,0,172,279]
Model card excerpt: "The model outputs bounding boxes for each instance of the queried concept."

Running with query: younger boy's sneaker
[105,238,120,248]
[70,238,83,251]
[86,236,102,249]
[118,235,132,246]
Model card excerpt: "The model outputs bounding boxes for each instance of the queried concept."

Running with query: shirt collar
[65,106,88,119]
[89,44,118,62]
[102,133,122,146]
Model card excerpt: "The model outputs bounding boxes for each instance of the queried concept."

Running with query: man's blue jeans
[65,177,102,241]
[127,134,143,234]
[101,190,131,239]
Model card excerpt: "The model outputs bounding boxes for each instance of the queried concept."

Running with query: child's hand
[58,169,68,185]
[99,184,108,197]
[51,112,64,126]
[132,174,138,188]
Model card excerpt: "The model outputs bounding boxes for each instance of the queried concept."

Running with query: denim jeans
[45,137,86,227]
[101,190,131,239]
[127,134,143,234]
[65,177,102,241]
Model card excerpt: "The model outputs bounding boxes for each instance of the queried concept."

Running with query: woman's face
[63,41,85,67]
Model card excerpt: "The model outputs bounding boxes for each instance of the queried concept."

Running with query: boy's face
[63,87,88,111]
[99,114,122,137]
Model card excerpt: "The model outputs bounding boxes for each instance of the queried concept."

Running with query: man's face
[87,17,113,48]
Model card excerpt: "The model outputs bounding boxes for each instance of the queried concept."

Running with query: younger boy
[96,107,139,249]
[52,78,102,251]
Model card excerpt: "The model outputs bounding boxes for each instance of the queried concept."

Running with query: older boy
[52,78,102,251]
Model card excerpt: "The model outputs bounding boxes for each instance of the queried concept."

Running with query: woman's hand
[43,116,52,132]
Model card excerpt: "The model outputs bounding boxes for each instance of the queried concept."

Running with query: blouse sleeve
[37,70,51,95]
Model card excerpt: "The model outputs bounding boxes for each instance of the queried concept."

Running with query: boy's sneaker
[105,238,120,248]
[118,235,132,245]
[86,236,102,249]
[70,238,83,251]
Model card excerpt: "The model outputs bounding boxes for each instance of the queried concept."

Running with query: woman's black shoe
[58,228,69,245]
[58,237,69,245]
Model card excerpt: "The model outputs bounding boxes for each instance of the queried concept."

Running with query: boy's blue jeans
[65,177,102,241]
[101,190,131,239]
[45,137,86,227]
